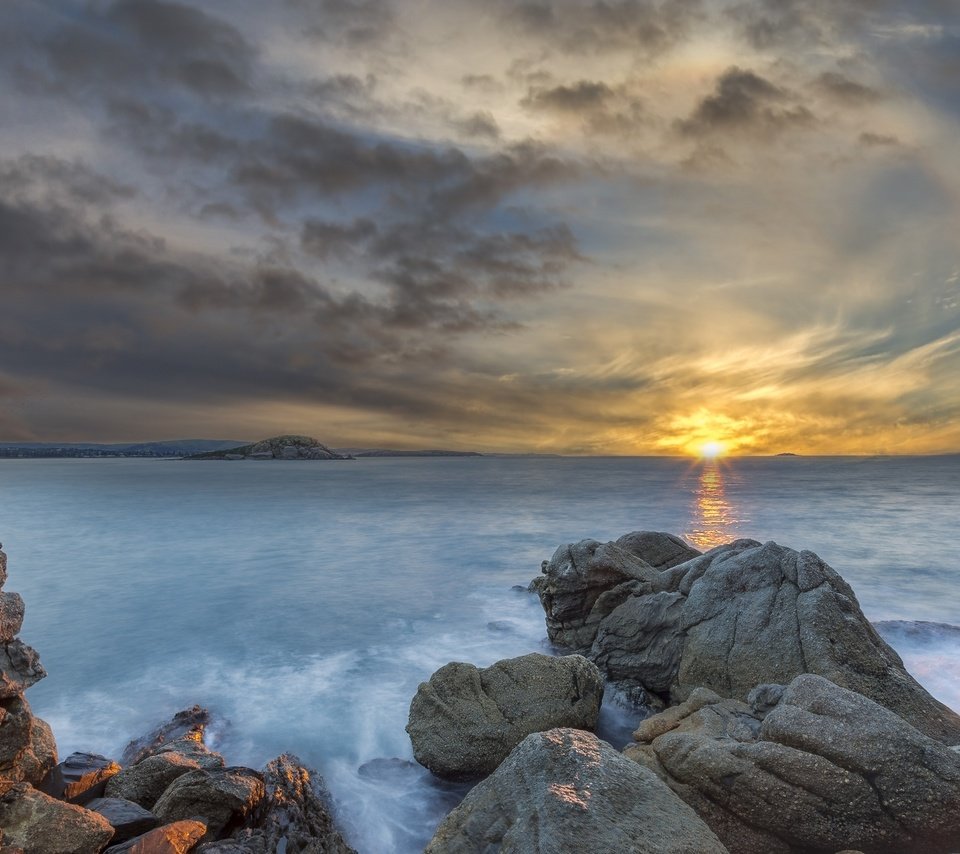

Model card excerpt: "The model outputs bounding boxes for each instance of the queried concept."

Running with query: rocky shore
[1,532,959,852]
[0,545,356,854]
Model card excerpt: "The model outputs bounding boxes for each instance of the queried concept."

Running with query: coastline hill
[186,435,351,460]
[0,440,244,459]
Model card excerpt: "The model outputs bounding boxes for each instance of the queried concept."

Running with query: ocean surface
[1,455,958,851]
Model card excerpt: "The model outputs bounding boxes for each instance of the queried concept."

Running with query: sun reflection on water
[684,460,745,550]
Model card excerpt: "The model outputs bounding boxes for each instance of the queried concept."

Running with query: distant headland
[185,435,351,461]
[0,435,550,460]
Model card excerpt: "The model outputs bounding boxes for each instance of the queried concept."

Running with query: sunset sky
[2,0,959,454]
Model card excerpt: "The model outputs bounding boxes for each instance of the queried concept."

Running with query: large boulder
[194,754,355,853]
[536,536,960,743]
[625,675,960,854]
[531,537,678,651]
[407,653,604,780]
[425,728,728,853]
[152,767,264,842]
[0,697,57,786]
[0,781,115,854]
[106,753,203,810]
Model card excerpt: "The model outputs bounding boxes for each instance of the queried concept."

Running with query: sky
[1,0,959,455]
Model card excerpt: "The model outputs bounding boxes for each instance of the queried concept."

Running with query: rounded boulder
[406,653,603,781]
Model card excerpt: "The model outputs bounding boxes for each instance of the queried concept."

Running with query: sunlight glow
[698,441,726,459]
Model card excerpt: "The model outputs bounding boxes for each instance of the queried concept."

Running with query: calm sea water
[0,456,958,852]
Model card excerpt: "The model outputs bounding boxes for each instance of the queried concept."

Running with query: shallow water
[0,455,958,852]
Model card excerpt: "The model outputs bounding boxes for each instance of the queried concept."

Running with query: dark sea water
[0,455,958,852]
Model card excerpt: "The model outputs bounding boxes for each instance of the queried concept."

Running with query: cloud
[500,0,703,57]
[814,71,885,106]
[677,67,815,138]
[25,0,257,99]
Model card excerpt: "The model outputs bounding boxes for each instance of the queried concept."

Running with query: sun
[698,441,726,460]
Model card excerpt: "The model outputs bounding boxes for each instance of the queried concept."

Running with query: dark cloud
[677,67,815,138]
[815,71,885,105]
[0,156,582,424]
[520,80,645,135]
[859,131,901,147]
[461,74,504,94]
[522,81,614,112]
[301,218,379,259]
[500,0,703,57]
[24,0,257,99]
[287,0,397,48]
[451,111,501,140]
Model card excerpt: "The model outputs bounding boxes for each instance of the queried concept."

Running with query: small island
[185,435,352,461]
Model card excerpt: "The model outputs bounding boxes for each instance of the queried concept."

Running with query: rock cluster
[414,531,960,853]
[0,545,56,787]
[0,545,357,853]
[532,534,960,743]
[625,674,960,854]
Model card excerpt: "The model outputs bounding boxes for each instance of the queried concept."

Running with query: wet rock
[625,674,960,854]
[87,797,159,844]
[105,819,207,853]
[0,548,7,588]
[0,643,45,700]
[0,596,24,645]
[121,707,210,767]
[407,653,604,781]
[152,767,264,842]
[106,753,202,810]
[425,728,728,853]
[196,754,355,853]
[0,781,114,854]
[537,536,960,742]
[42,751,121,804]
[145,735,224,771]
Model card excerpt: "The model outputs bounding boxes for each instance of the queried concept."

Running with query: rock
[0,642,45,700]
[121,706,210,767]
[106,752,202,810]
[407,653,604,780]
[0,781,115,853]
[425,728,728,853]
[86,797,159,844]
[42,751,121,804]
[625,674,960,854]
[14,716,56,788]
[195,754,355,853]
[105,819,207,853]
[0,697,57,786]
[0,596,24,645]
[537,536,960,742]
[145,735,224,771]
[614,532,702,570]
[531,538,664,651]
[152,767,264,842]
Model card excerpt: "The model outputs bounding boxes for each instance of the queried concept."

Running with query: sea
[0,455,957,852]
